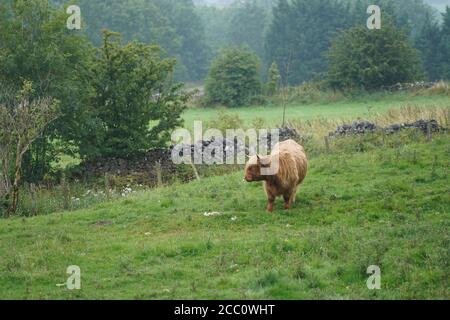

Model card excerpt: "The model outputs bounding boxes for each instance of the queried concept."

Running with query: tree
[80,31,190,160]
[264,0,438,85]
[266,62,281,95]
[0,0,94,182]
[205,48,262,107]
[438,7,450,79]
[196,4,232,58]
[265,0,351,85]
[326,21,424,90]
[167,0,210,81]
[348,0,437,39]
[415,12,443,81]
[0,81,59,216]
[227,1,269,60]
[55,0,209,81]
[197,0,273,67]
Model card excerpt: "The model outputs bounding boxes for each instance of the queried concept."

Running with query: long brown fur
[244,139,308,212]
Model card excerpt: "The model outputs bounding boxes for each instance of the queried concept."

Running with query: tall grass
[270,82,345,105]
[288,105,450,141]
[415,81,450,97]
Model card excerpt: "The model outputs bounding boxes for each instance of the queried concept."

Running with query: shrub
[271,82,345,105]
[425,81,450,96]
[205,48,262,107]
[207,110,244,134]
[266,62,281,96]
[327,20,424,90]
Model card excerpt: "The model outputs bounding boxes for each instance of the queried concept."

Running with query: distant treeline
[50,0,209,81]
[47,0,448,84]
[201,0,449,84]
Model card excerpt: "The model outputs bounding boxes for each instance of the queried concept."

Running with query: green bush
[205,48,262,107]
[271,82,345,105]
[266,62,281,96]
[207,110,244,134]
[327,20,424,90]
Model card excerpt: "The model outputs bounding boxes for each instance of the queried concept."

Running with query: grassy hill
[1,133,448,299]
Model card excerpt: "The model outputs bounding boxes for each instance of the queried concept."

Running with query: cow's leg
[267,194,275,213]
[283,194,291,210]
[291,187,298,203]
[284,189,297,210]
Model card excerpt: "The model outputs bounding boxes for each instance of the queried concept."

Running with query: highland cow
[244,139,308,212]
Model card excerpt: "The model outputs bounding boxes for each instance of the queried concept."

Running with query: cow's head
[244,155,271,182]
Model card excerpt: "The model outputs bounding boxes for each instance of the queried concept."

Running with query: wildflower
[121,187,133,197]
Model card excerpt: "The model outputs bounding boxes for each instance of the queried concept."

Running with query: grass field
[183,94,450,130]
[1,133,448,299]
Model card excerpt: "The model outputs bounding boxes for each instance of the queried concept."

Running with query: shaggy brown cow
[244,139,308,212]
